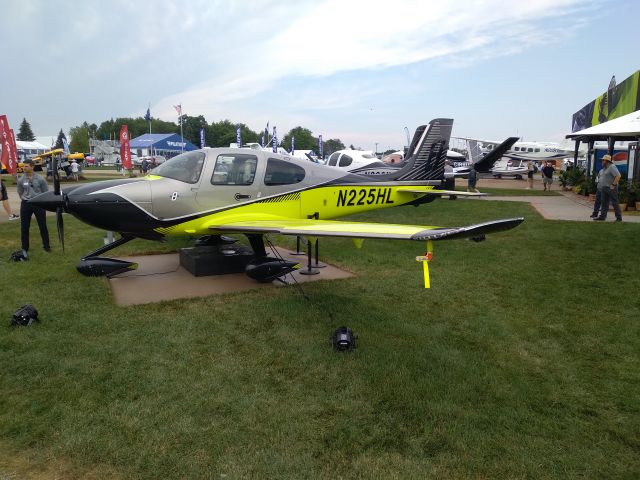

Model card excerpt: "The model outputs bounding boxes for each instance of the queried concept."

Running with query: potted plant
[626,180,639,211]
[617,179,628,211]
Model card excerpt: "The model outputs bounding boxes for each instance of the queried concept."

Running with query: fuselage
[45,148,439,238]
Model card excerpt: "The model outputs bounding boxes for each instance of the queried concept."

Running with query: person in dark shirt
[541,161,555,191]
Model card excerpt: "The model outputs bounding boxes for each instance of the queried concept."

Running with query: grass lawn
[0,199,639,478]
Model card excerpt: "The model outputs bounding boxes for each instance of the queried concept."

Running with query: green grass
[1,200,639,478]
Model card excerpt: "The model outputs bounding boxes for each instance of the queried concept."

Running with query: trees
[67,114,348,155]
[69,121,97,153]
[323,138,345,156]
[54,129,67,150]
[281,127,316,152]
[17,118,36,141]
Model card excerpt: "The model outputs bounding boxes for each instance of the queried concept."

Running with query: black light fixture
[331,326,357,352]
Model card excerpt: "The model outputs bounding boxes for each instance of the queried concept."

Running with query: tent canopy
[567,110,640,141]
[130,133,197,152]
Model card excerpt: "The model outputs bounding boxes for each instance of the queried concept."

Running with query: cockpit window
[339,154,353,167]
[328,152,340,166]
[264,158,305,185]
[211,153,257,185]
[151,151,205,184]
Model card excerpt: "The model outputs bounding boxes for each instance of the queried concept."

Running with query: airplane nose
[28,191,66,212]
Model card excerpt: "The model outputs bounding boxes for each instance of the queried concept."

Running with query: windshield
[151,151,206,183]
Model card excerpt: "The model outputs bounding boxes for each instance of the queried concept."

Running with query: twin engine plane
[30,118,524,286]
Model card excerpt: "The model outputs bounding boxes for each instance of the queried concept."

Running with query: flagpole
[179,103,183,152]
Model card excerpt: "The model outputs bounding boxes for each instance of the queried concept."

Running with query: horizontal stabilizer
[397,188,487,197]
[473,136,519,172]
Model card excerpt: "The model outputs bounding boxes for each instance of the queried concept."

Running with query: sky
[1,0,638,151]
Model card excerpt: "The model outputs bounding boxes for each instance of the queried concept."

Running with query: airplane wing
[211,217,524,241]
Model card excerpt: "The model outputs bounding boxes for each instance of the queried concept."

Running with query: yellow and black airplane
[29,119,523,285]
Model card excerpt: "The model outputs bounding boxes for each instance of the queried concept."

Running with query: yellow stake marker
[415,240,434,289]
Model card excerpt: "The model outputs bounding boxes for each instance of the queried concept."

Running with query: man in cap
[17,159,51,257]
[593,154,622,222]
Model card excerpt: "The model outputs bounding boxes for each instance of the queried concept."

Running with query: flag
[236,125,242,148]
[318,135,324,160]
[144,104,152,122]
[291,136,295,155]
[173,104,182,116]
[264,121,269,144]
[120,125,132,170]
[200,128,206,149]
[260,134,264,147]
[0,115,17,174]
[272,126,277,153]
[62,137,70,155]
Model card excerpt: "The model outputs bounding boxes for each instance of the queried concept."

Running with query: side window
[527,148,534,152]
[338,154,353,167]
[514,147,520,151]
[211,154,257,185]
[534,148,540,152]
[264,158,306,185]
[328,152,340,166]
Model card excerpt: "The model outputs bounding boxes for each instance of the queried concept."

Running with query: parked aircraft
[30,119,523,287]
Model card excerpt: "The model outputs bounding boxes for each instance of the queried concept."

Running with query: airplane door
[195,152,263,210]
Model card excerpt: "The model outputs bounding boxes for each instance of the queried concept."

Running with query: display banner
[119,125,132,170]
[572,70,640,132]
[236,125,242,148]
[200,128,206,148]
[291,136,295,155]
[10,129,19,165]
[318,134,323,160]
[0,115,17,174]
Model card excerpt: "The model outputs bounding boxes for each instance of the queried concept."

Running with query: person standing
[1,177,20,220]
[17,159,51,257]
[70,159,79,181]
[467,165,479,193]
[141,157,149,176]
[526,161,535,189]
[541,161,555,191]
[593,154,622,222]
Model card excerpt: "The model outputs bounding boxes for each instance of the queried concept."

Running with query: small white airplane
[324,148,466,177]
[459,137,581,163]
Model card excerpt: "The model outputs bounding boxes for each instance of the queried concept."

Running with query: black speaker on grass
[11,304,39,327]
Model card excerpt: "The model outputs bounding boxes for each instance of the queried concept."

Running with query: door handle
[235,193,251,200]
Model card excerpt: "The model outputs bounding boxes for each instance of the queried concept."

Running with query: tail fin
[472,136,519,173]
[370,118,453,182]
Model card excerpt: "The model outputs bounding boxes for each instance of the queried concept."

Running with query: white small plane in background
[324,148,466,176]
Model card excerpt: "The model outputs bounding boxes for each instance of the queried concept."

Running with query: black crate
[179,245,255,277]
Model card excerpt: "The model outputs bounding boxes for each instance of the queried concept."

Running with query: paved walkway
[471,177,640,223]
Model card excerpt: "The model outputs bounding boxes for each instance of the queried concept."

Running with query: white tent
[567,110,640,140]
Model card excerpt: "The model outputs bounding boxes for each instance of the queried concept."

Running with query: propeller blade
[53,154,60,195]
[56,206,65,251]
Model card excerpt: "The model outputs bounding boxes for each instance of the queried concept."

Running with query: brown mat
[108,248,354,306]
